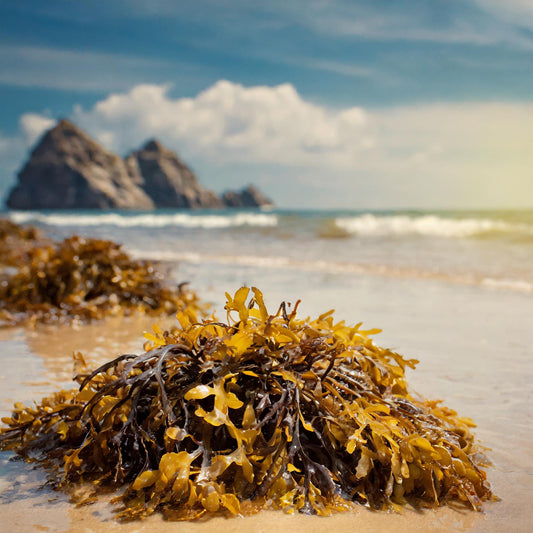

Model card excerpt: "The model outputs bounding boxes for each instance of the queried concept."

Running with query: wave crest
[9,211,278,229]
[326,214,533,239]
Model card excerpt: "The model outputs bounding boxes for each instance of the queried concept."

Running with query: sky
[1,0,532,209]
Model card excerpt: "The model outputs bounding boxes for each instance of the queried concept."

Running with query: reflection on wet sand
[23,314,177,386]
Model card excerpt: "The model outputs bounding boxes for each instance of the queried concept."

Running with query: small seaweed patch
[0,287,492,520]
[0,218,48,268]
[0,232,202,326]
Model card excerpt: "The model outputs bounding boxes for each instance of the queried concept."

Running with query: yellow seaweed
[0,287,493,520]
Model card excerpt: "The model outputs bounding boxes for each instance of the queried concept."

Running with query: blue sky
[1,0,532,208]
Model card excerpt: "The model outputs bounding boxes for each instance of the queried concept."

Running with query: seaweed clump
[0,218,48,267]
[0,287,492,519]
[0,234,201,326]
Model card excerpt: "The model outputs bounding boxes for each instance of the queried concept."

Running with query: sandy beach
[1,267,532,532]
[2,0,532,528]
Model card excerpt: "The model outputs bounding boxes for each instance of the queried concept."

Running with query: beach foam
[9,211,278,229]
[327,214,533,239]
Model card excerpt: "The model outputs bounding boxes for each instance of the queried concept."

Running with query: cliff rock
[126,140,222,208]
[222,185,274,208]
[6,120,154,210]
[5,121,274,210]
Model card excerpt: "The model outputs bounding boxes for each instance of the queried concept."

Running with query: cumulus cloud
[72,81,369,167]
[19,113,56,145]
[0,113,55,161]
[4,80,532,208]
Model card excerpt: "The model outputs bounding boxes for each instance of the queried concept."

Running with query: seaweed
[0,233,202,326]
[0,287,493,520]
[0,218,48,268]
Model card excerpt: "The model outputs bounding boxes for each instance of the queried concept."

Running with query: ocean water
[8,207,533,300]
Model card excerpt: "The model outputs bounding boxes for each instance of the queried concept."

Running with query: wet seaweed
[0,287,493,519]
[0,218,48,268]
[0,232,202,326]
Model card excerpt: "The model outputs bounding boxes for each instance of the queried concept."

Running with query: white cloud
[4,81,533,208]
[72,81,370,166]
[475,1,533,29]
[19,114,56,145]
[270,0,533,49]
[104,1,533,48]
[0,114,55,166]
[260,54,382,81]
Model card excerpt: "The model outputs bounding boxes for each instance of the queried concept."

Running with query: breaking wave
[9,211,278,229]
[322,214,533,240]
[10,210,533,241]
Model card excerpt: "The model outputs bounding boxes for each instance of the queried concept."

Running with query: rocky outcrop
[126,140,222,208]
[222,185,274,208]
[6,120,154,210]
[6,121,274,210]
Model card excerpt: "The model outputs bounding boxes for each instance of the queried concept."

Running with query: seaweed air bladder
[0,287,493,520]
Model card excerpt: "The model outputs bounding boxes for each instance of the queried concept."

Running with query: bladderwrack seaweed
[0,287,493,519]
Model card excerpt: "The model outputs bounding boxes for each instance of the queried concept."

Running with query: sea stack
[126,140,222,208]
[6,120,154,210]
[5,120,274,210]
[222,185,274,208]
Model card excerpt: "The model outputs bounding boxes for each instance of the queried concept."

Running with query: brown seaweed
[0,218,49,267]
[0,287,493,519]
[0,232,202,326]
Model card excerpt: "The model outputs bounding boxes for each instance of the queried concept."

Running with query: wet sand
[1,279,532,533]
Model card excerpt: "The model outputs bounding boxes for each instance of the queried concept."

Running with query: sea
[7,207,533,300]
[1,207,533,531]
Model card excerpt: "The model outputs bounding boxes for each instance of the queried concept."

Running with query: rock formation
[126,140,222,208]
[6,120,154,210]
[6,120,274,210]
[222,185,274,208]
